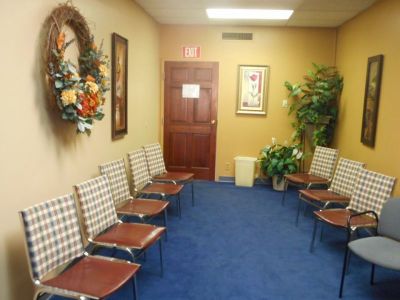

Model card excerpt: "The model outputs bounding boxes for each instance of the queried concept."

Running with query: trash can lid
[234,156,257,161]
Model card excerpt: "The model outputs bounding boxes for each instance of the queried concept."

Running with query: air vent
[222,32,253,40]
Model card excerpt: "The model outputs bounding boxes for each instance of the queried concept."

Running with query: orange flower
[86,75,95,82]
[57,32,65,50]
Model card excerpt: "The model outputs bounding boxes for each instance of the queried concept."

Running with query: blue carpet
[51,181,400,299]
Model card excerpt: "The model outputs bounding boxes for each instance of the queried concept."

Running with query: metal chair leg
[281,179,288,206]
[296,197,302,226]
[133,275,139,300]
[163,209,168,242]
[310,218,318,252]
[339,245,351,298]
[370,264,375,285]
[159,239,164,277]
[191,180,195,207]
[296,197,302,227]
[345,230,356,274]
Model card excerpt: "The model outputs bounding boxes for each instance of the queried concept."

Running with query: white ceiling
[134,0,377,27]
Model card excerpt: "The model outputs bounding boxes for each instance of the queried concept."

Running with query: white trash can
[234,156,257,187]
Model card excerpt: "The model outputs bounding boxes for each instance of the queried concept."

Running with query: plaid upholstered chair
[282,146,339,205]
[75,176,166,276]
[310,169,396,252]
[19,194,140,299]
[339,197,400,298]
[128,148,184,218]
[143,143,195,206]
[99,158,169,228]
[296,158,365,225]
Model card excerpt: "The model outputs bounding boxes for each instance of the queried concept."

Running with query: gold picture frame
[361,55,383,147]
[111,33,128,139]
[237,65,269,115]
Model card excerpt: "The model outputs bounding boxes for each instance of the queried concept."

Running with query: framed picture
[237,65,269,115]
[361,55,384,147]
[111,33,128,139]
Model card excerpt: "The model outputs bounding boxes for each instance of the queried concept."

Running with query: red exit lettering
[182,46,201,58]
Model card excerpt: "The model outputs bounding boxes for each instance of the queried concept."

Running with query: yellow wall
[0,0,160,299]
[160,25,336,179]
[335,0,400,195]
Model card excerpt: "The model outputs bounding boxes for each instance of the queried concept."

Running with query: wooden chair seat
[285,173,330,185]
[142,182,183,195]
[314,209,377,228]
[42,256,140,299]
[299,189,350,203]
[153,171,194,182]
[117,198,169,217]
[94,223,166,250]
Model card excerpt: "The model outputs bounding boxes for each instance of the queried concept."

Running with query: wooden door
[164,61,218,180]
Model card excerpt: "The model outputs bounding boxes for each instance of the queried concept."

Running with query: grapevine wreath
[44,2,109,135]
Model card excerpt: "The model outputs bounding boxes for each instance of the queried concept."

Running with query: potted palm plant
[285,63,343,147]
[259,140,303,191]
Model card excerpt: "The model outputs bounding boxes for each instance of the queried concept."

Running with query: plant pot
[272,176,285,191]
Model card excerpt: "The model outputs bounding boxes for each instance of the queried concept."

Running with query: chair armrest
[346,210,379,234]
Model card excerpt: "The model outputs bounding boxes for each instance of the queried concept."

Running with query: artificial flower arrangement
[259,138,304,183]
[48,32,110,135]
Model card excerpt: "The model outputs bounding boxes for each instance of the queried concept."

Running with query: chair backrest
[19,194,84,281]
[74,176,118,239]
[347,169,396,216]
[99,159,132,206]
[143,143,167,177]
[378,198,400,241]
[329,158,365,197]
[127,148,152,191]
[309,146,339,180]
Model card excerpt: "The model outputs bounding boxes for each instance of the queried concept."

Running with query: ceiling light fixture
[206,8,293,20]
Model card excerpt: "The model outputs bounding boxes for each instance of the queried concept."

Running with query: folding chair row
[99,143,194,228]
[20,176,167,300]
[127,148,184,218]
[127,144,194,218]
[279,146,398,297]
[296,157,365,225]
[143,143,195,206]
[19,142,192,299]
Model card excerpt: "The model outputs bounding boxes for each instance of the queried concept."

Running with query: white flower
[292,148,299,156]
[98,64,108,77]
[271,137,277,145]
[296,151,303,160]
[85,81,99,94]
[61,89,77,106]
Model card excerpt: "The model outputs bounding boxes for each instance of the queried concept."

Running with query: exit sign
[182,46,201,58]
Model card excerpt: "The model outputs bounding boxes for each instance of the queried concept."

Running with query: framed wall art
[237,65,269,115]
[361,54,384,147]
[112,33,128,139]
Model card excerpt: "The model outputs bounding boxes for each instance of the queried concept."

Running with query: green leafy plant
[259,140,303,183]
[284,63,343,146]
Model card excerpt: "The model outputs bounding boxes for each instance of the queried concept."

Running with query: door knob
[211,120,216,125]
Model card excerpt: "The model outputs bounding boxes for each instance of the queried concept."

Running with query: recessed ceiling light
[206,8,293,20]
